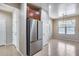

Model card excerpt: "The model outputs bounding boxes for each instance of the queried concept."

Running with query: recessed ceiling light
[29,13,33,16]
[49,5,51,9]
[35,11,39,15]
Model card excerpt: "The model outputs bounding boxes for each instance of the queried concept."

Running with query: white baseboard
[15,47,24,56]
[5,43,13,46]
[11,44,24,56]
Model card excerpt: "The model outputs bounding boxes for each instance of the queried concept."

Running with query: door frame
[0,4,19,46]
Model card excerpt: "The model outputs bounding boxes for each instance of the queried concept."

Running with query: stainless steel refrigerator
[26,18,42,56]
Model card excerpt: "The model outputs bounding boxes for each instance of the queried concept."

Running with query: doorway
[0,11,12,45]
[0,14,6,45]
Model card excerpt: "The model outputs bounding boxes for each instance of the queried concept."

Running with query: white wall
[6,12,12,44]
[6,3,27,55]
[12,9,20,49]
[0,4,26,56]
[19,4,26,55]
[41,9,53,46]
[0,11,12,45]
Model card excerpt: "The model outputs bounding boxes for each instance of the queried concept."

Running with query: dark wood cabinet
[27,3,41,20]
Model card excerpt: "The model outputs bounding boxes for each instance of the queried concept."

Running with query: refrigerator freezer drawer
[30,40,42,56]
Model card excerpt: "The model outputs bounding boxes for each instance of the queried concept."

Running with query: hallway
[0,3,26,56]
[34,39,79,56]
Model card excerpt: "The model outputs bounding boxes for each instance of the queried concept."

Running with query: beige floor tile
[34,39,79,56]
[0,45,21,56]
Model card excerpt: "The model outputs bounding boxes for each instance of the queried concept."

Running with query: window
[58,21,65,34]
[58,19,75,34]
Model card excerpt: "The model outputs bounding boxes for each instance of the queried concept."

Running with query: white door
[0,18,6,45]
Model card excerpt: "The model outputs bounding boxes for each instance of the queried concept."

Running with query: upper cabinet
[27,3,41,20]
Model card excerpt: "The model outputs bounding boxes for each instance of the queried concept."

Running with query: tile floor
[34,39,79,56]
[0,39,79,56]
[0,45,21,56]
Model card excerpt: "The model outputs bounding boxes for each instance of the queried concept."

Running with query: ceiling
[32,3,79,19]
[49,3,79,19]
[5,3,21,9]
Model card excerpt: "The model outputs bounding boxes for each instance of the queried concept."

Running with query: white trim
[0,4,19,12]
[5,44,24,56]
[5,43,13,46]
[0,4,22,55]
[0,4,23,56]
[15,47,24,56]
